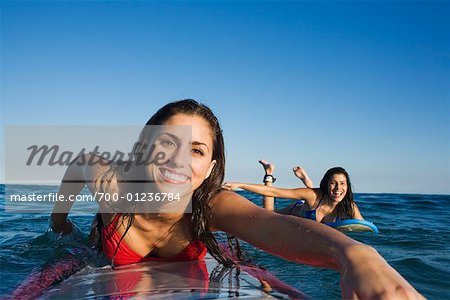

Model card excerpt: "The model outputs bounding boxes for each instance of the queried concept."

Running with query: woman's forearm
[51,158,86,233]
[239,183,280,197]
[51,180,84,233]
[249,212,358,270]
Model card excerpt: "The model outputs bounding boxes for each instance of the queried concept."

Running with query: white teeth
[163,169,188,182]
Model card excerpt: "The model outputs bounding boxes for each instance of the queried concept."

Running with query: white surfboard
[41,254,307,299]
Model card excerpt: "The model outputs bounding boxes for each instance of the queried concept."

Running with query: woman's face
[327,173,348,203]
[147,113,216,196]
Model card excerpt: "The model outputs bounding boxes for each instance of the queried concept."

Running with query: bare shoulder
[301,188,321,208]
[210,190,258,211]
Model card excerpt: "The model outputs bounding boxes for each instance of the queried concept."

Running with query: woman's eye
[192,149,204,156]
[161,140,176,147]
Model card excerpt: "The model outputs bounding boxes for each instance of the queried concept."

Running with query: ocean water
[1,184,449,299]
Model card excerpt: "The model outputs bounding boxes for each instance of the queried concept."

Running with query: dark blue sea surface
[1,184,449,299]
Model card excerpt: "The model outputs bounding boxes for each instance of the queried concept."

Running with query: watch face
[264,175,274,183]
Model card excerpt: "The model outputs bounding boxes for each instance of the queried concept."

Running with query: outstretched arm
[211,190,348,268]
[223,182,317,203]
[51,156,87,233]
[210,191,423,299]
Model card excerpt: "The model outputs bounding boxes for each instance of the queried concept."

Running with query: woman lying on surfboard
[223,161,364,223]
[51,99,423,299]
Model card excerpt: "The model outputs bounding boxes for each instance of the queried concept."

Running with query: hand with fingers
[340,245,425,300]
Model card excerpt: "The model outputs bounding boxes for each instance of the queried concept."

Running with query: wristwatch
[263,174,276,183]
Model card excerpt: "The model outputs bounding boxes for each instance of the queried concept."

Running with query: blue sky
[1,1,449,194]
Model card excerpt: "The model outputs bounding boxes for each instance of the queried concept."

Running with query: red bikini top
[101,214,207,266]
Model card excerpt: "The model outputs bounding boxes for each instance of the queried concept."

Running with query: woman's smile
[159,167,190,184]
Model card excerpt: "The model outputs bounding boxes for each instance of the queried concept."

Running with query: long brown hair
[93,99,236,267]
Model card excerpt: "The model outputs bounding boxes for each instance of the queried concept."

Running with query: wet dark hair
[319,167,356,220]
[93,99,237,267]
